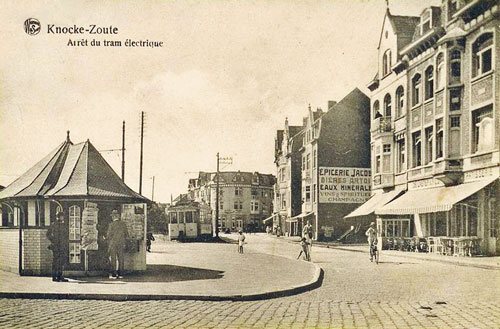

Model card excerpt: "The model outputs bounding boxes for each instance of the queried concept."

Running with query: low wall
[0,228,19,273]
[22,229,52,276]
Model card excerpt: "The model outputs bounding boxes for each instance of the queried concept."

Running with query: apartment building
[188,171,275,232]
[354,0,499,255]
[298,88,371,241]
[273,119,304,236]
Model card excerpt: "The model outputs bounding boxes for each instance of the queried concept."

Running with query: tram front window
[170,213,178,224]
[185,211,193,223]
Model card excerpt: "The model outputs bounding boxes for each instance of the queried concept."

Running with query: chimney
[328,101,337,111]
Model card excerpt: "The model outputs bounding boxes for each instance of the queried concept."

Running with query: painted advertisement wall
[318,167,371,203]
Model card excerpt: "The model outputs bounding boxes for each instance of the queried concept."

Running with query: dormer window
[383,50,392,76]
[421,9,431,34]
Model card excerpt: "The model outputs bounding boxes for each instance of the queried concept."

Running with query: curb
[276,236,499,270]
[0,259,323,302]
[331,246,499,271]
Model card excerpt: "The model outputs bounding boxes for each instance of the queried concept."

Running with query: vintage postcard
[1,0,499,328]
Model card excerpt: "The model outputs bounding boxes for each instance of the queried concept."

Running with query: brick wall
[0,229,19,273]
[22,229,52,275]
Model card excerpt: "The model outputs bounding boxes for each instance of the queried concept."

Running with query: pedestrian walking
[46,211,69,282]
[297,237,310,261]
[106,209,129,279]
[146,232,155,252]
[365,222,377,262]
[238,230,246,254]
[302,220,313,259]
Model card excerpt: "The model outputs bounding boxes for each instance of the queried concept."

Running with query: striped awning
[262,214,276,224]
[344,188,404,218]
[375,177,497,215]
[286,212,313,222]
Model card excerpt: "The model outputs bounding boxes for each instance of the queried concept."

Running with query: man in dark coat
[106,209,128,279]
[46,211,69,282]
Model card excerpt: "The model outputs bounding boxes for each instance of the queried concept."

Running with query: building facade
[188,171,275,232]
[273,119,304,236]
[274,89,372,241]
[300,89,372,241]
[362,0,499,255]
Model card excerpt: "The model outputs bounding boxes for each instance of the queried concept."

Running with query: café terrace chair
[435,237,445,255]
[453,238,467,257]
[427,237,436,253]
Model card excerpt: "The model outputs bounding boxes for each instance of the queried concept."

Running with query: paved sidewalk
[0,240,321,301]
[272,234,500,270]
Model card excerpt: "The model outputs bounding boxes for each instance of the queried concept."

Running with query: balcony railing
[372,116,392,135]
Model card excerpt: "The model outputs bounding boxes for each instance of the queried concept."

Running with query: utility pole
[215,152,220,237]
[151,176,155,202]
[121,121,125,181]
[215,153,232,238]
[139,111,145,194]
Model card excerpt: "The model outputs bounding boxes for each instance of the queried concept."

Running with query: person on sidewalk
[106,209,129,279]
[365,222,377,261]
[47,211,69,282]
[297,237,311,261]
[238,230,246,254]
[146,232,155,252]
[302,220,313,260]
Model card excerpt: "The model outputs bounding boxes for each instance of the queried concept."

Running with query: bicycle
[370,241,379,264]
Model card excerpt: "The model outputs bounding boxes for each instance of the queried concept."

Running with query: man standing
[237,230,246,254]
[106,209,129,279]
[365,222,377,261]
[47,211,69,282]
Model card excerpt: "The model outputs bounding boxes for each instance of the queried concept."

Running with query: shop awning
[286,212,313,223]
[344,188,404,218]
[262,214,276,224]
[375,177,497,215]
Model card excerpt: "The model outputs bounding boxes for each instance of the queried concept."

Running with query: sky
[0,0,438,203]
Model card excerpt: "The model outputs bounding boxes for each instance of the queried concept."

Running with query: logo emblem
[24,18,41,36]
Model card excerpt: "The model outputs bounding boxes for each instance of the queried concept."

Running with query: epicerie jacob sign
[319,167,371,204]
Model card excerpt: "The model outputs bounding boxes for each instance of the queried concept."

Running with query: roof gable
[1,137,146,201]
[0,141,68,199]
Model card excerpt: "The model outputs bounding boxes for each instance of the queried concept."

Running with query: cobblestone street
[1,298,499,329]
[1,235,499,328]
